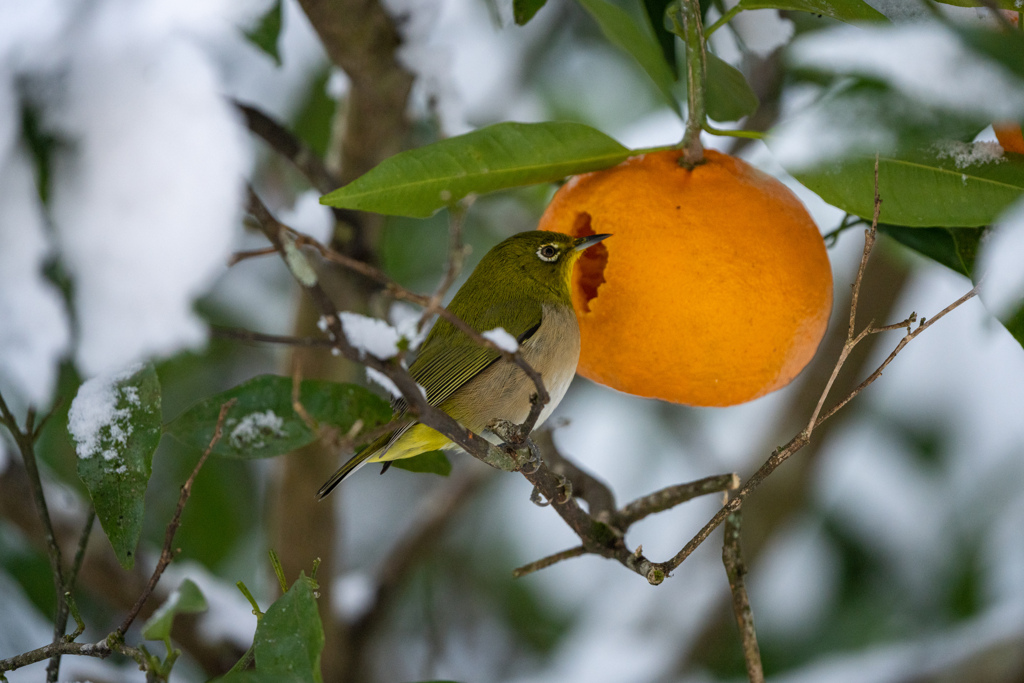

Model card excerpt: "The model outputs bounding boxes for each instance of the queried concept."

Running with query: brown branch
[513,546,586,578]
[227,245,278,266]
[650,188,978,580]
[417,202,471,333]
[0,395,72,682]
[245,188,547,469]
[722,506,764,683]
[614,474,740,528]
[0,638,148,674]
[115,399,236,638]
[233,101,339,195]
[211,326,335,348]
[534,429,617,518]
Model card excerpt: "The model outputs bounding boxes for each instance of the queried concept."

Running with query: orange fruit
[539,149,833,407]
[994,123,1024,154]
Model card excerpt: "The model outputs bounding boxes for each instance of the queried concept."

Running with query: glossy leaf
[321,122,631,218]
[244,0,283,66]
[390,450,452,476]
[166,375,391,459]
[934,0,1024,8]
[643,0,678,78]
[706,52,759,122]
[1001,304,1024,350]
[878,225,982,278]
[73,363,162,570]
[513,0,548,24]
[253,573,324,683]
[576,0,681,115]
[142,579,208,642]
[737,0,885,22]
[789,148,1024,227]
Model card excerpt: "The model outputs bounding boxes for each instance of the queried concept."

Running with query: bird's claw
[488,419,541,473]
[529,473,573,507]
[554,473,573,504]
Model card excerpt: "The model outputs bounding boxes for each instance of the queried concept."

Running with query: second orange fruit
[539,149,833,407]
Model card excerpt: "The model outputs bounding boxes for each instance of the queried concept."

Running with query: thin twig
[805,156,881,436]
[513,546,586,578]
[0,395,72,682]
[417,202,471,333]
[245,188,547,469]
[115,399,236,638]
[614,474,740,528]
[652,282,979,580]
[211,326,335,348]
[722,506,764,683]
[233,100,340,196]
[228,246,279,266]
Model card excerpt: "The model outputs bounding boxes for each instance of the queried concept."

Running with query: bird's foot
[488,419,541,473]
[528,473,573,507]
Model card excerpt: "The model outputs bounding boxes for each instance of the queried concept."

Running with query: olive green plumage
[317,230,610,499]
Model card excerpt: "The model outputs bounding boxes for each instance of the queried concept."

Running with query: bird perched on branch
[317,230,610,498]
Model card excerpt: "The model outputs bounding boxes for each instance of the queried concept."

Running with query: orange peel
[539,149,833,407]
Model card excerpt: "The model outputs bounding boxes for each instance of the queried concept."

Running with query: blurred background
[2,0,1023,681]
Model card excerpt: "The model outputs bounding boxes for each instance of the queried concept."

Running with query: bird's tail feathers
[315,428,404,500]
[315,450,374,500]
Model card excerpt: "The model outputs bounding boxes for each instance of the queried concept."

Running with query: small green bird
[317,230,610,498]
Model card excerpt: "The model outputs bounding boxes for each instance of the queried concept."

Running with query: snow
[978,198,1024,321]
[789,22,1024,122]
[389,302,428,351]
[228,410,286,450]
[366,367,402,399]
[935,140,1005,169]
[340,312,402,359]
[0,0,252,384]
[277,189,334,244]
[481,326,519,353]
[46,4,249,377]
[0,139,70,408]
[67,362,145,461]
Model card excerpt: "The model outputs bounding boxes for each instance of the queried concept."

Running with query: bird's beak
[573,233,612,252]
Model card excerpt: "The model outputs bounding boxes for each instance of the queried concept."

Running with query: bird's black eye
[537,244,559,262]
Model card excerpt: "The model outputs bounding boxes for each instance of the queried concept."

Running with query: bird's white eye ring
[537,244,559,262]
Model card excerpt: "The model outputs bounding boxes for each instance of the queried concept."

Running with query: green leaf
[788,147,1024,227]
[1000,303,1024,350]
[321,122,631,218]
[879,225,983,278]
[705,52,759,122]
[166,375,391,459]
[245,0,283,66]
[389,450,452,476]
[253,573,324,683]
[575,0,681,116]
[142,579,208,642]
[934,0,1024,8]
[737,0,886,22]
[643,0,678,78]
[513,0,548,24]
[71,363,162,569]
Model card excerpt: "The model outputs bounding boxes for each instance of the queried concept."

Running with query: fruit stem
[676,0,706,168]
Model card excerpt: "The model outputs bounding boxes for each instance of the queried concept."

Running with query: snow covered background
[2,0,1024,681]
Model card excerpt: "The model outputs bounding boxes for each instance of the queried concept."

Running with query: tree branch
[722,506,764,683]
[115,399,236,638]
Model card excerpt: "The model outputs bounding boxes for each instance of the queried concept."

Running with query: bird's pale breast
[445,302,580,439]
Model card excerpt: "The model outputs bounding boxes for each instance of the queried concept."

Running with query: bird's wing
[406,295,544,410]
